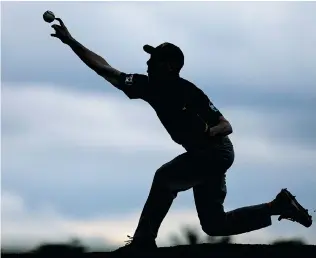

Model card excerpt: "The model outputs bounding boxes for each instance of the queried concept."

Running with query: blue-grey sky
[1,1,316,250]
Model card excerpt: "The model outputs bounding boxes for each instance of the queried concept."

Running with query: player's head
[143,42,184,81]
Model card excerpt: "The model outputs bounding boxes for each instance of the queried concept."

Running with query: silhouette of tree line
[169,225,307,246]
[169,225,232,246]
[1,225,308,255]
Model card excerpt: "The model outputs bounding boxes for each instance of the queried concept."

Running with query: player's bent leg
[113,152,204,253]
[197,188,312,238]
[132,164,179,240]
[201,204,272,236]
[113,166,175,253]
[194,173,272,237]
[132,151,225,240]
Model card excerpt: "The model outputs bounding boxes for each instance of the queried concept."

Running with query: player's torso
[147,85,185,143]
[144,78,220,147]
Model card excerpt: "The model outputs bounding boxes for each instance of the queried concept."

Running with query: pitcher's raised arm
[67,37,123,87]
[51,17,124,89]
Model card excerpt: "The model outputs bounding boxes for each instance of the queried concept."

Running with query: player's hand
[51,18,73,44]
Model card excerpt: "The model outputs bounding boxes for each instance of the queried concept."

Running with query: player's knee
[201,215,229,236]
[153,166,178,199]
[153,166,173,191]
[153,165,169,185]
[202,223,227,237]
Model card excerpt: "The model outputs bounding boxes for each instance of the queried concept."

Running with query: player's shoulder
[179,77,207,97]
[121,73,149,86]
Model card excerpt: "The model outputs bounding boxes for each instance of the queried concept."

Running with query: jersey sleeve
[118,73,149,100]
[208,100,223,118]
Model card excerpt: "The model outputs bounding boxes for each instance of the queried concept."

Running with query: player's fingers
[51,24,61,30]
[50,33,58,38]
[55,18,65,27]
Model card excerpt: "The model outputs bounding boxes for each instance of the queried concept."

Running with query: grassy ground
[2,243,316,258]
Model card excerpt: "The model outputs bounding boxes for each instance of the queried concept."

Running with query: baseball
[43,10,55,23]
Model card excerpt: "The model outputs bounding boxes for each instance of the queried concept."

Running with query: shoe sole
[278,188,312,228]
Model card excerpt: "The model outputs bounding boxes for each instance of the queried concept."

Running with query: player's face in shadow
[147,56,170,81]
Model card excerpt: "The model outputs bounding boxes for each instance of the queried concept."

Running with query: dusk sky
[1,1,316,250]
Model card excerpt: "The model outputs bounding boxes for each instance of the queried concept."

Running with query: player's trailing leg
[198,188,312,238]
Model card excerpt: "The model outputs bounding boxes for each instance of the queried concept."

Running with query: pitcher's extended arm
[51,17,123,89]
[67,38,122,88]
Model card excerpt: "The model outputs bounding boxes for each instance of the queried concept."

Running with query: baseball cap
[143,42,185,71]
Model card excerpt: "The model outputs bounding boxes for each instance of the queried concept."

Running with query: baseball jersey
[118,73,227,150]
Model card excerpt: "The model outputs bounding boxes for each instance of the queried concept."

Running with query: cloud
[3,83,316,162]
[2,83,179,152]
[2,83,315,233]
[2,1,316,94]
[1,82,183,217]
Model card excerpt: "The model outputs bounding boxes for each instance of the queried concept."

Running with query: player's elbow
[97,65,122,88]
[219,116,233,136]
[223,121,233,136]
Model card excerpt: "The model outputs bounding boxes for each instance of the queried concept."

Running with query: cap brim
[143,44,155,54]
